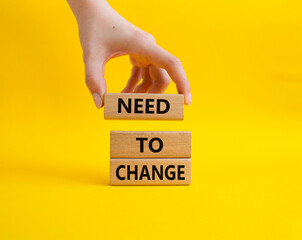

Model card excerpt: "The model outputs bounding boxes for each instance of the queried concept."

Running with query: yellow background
[1,0,302,239]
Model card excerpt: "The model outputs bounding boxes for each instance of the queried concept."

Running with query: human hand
[67,0,191,108]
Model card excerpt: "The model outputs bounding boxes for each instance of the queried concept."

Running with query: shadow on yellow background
[0,0,302,239]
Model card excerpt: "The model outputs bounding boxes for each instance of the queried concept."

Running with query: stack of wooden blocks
[104,93,192,185]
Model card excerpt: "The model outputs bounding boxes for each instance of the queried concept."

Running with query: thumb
[84,59,107,109]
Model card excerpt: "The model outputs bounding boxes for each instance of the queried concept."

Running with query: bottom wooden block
[110,158,191,185]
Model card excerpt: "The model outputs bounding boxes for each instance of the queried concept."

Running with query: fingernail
[187,92,191,106]
[93,93,102,109]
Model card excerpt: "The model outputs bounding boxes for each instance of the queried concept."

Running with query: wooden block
[104,93,184,120]
[110,158,191,185]
[110,131,191,158]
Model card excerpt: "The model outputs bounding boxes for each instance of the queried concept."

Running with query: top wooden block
[104,93,184,120]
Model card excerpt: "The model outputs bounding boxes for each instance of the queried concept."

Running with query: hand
[67,0,191,108]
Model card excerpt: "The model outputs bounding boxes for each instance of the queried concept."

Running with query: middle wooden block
[110,131,191,158]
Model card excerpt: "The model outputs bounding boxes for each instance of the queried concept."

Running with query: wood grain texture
[104,93,184,120]
[110,158,191,185]
[110,131,191,158]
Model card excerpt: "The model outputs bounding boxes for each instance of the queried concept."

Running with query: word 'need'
[118,98,169,114]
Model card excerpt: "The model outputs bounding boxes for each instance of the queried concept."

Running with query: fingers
[84,58,107,108]
[130,40,191,105]
[148,65,171,93]
[122,64,170,94]
[134,68,153,93]
[122,66,142,93]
